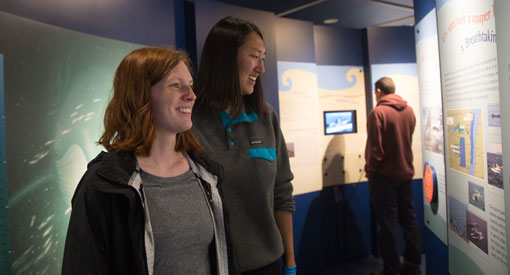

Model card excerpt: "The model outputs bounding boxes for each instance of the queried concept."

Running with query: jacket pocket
[248,147,276,162]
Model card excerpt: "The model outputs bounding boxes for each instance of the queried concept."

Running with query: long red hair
[98,47,202,156]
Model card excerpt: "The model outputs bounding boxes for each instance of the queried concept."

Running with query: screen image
[323,110,357,135]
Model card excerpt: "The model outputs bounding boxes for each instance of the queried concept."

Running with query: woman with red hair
[62,47,237,275]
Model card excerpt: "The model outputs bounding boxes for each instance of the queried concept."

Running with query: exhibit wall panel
[275,18,322,195]
[415,7,448,244]
[436,0,507,274]
[313,26,367,186]
[275,19,369,194]
[494,0,510,273]
[278,61,322,195]
[317,65,367,186]
[0,12,144,274]
[194,0,280,113]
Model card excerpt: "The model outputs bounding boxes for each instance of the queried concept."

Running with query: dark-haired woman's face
[237,32,265,96]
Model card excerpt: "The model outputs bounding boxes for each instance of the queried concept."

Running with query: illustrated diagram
[447,109,484,179]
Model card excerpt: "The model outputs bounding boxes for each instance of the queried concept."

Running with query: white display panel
[436,0,507,273]
[278,62,322,195]
[317,65,367,187]
[415,8,448,244]
[277,62,368,194]
[493,0,510,272]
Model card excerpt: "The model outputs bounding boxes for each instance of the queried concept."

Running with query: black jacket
[62,150,239,275]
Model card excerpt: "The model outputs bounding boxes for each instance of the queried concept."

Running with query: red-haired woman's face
[151,61,196,135]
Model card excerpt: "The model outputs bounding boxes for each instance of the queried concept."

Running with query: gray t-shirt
[141,168,214,275]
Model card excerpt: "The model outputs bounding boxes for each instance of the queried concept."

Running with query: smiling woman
[62,47,238,275]
[193,16,296,275]
[236,31,266,96]
[97,47,201,156]
[150,61,196,137]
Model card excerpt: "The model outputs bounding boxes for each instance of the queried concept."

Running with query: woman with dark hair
[62,47,237,275]
[193,16,296,275]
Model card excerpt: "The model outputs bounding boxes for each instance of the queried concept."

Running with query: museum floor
[322,255,426,275]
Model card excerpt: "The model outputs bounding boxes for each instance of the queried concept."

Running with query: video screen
[324,110,357,135]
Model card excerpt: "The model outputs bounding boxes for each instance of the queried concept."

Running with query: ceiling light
[323,18,338,24]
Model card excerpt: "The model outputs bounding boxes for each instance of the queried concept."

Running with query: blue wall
[0,0,176,46]
[314,25,364,66]
[293,183,372,274]
[293,180,424,273]
[275,17,315,63]
[367,26,417,65]
[414,0,437,24]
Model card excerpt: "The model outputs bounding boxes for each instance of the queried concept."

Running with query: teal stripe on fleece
[248,148,276,162]
[220,109,259,128]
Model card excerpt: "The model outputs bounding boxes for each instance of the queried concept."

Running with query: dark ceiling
[214,0,415,28]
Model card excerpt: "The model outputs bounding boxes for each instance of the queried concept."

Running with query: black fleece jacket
[61,150,239,275]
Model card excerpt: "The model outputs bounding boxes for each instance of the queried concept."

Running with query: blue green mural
[1,53,13,275]
[0,11,143,274]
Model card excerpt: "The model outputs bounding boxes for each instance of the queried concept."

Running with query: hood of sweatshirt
[377,93,408,111]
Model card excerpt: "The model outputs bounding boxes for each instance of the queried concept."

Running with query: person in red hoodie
[365,77,421,275]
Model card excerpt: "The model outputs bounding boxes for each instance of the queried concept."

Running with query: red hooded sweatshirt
[364,93,416,181]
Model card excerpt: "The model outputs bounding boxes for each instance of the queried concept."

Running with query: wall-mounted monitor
[323,110,357,135]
